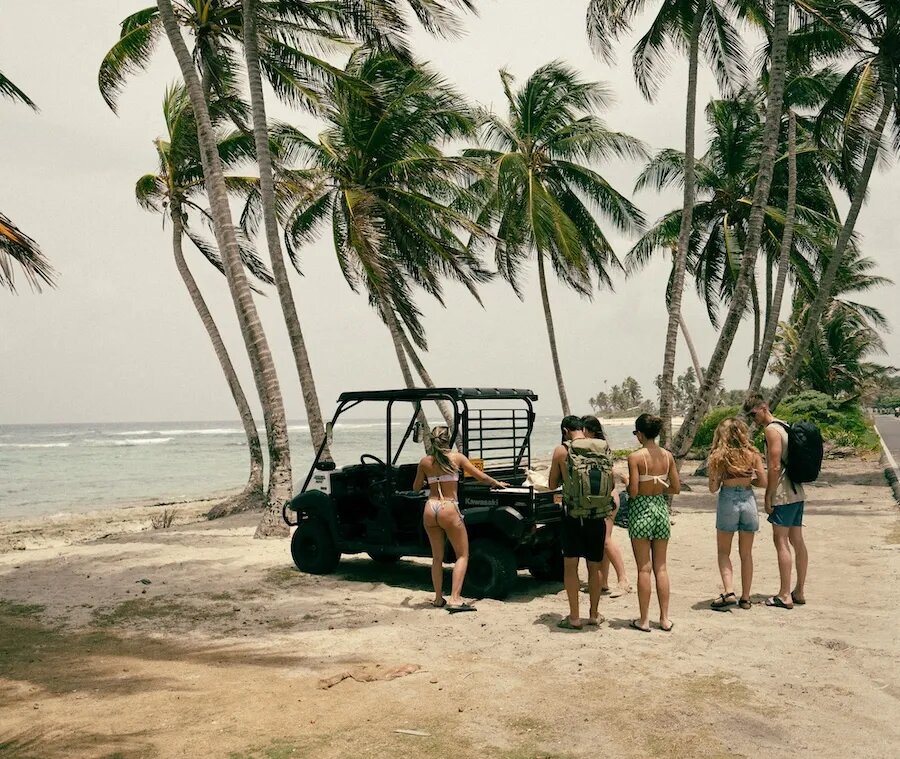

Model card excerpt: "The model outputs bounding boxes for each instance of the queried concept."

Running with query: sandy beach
[1,453,898,759]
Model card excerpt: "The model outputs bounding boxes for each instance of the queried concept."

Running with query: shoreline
[0,492,236,553]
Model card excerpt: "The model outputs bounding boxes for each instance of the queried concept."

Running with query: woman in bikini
[627,413,680,632]
[707,418,767,611]
[413,426,510,613]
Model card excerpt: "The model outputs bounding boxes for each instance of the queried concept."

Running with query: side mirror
[325,422,333,444]
[412,422,422,443]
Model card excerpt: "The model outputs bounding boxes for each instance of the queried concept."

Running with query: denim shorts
[768,501,805,528]
[716,486,760,533]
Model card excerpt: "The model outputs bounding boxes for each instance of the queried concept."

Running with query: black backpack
[772,420,824,487]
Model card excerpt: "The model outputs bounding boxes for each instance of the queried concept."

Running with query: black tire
[527,550,564,582]
[465,538,517,599]
[290,519,340,574]
[367,551,402,564]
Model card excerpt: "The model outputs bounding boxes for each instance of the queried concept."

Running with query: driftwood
[317,663,421,689]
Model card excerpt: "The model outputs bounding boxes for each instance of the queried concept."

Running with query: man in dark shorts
[549,416,606,629]
[744,394,808,609]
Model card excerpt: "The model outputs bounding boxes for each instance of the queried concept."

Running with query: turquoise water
[0,417,638,520]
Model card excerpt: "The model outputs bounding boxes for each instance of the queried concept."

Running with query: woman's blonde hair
[708,418,757,477]
[428,426,458,473]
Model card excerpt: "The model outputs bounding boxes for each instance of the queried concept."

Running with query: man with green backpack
[548,415,616,630]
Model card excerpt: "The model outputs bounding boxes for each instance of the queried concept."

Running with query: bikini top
[637,449,670,487]
[426,473,458,484]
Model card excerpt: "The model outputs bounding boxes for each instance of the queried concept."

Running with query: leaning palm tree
[587,0,748,443]
[100,0,343,462]
[630,87,840,362]
[1,70,56,293]
[770,0,900,408]
[137,83,274,515]
[465,62,647,414]
[155,0,293,537]
[279,51,491,393]
[671,0,794,457]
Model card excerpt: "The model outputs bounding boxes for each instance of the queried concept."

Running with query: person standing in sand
[581,415,631,598]
[627,413,680,632]
[548,416,609,630]
[413,426,510,613]
[707,418,767,611]
[743,395,808,609]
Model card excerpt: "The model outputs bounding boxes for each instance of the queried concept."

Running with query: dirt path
[1,456,898,758]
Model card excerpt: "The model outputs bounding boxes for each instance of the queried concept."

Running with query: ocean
[0,417,639,520]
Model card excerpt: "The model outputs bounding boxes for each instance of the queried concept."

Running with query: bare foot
[609,582,632,598]
[585,615,605,626]
[660,618,674,632]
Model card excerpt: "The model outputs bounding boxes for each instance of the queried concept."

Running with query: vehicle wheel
[290,519,340,574]
[527,550,564,582]
[465,538,517,599]
[367,551,402,564]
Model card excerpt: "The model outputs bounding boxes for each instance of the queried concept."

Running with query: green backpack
[563,438,614,519]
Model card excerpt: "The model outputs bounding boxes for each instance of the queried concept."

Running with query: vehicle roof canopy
[336,387,538,403]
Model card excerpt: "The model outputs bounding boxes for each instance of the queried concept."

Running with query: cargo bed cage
[301,387,538,493]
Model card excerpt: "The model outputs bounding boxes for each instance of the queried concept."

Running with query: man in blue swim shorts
[744,395,808,610]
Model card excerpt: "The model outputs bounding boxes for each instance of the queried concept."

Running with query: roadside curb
[874,423,900,506]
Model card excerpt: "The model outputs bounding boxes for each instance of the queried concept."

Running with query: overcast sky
[1,1,897,425]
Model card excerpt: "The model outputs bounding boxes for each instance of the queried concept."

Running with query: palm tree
[100,1,343,461]
[466,62,646,415]
[239,0,479,455]
[630,86,839,348]
[587,0,748,443]
[671,0,793,457]
[770,0,900,408]
[136,83,274,515]
[771,249,895,399]
[1,70,56,293]
[155,0,293,537]
[279,51,491,394]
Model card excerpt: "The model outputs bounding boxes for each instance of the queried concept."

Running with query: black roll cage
[301,388,538,494]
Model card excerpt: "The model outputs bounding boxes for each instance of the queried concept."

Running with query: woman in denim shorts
[707,419,767,610]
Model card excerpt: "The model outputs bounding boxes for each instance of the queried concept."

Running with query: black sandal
[710,592,737,610]
[738,598,752,610]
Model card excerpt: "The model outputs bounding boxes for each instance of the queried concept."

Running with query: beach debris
[393,729,430,737]
[136,578,152,585]
[318,663,421,689]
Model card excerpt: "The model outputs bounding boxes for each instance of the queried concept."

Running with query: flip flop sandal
[630,619,651,633]
[710,592,737,610]
[557,618,583,630]
[432,598,447,608]
[765,596,793,609]
[585,615,605,626]
[791,592,806,605]
[660,621,674,632]
[738,598,752,610]
[446,603,476,613]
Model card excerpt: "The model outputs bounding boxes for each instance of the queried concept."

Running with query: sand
[1,454,898,759]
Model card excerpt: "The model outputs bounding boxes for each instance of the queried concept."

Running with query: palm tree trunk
[157,0,292,537]
[537,250,570,415]
[769,86,896,409]
[659,3,704,448]
[750,274,761,378]
[242,0,331,463]
[397,329,456,431]
[671,0,791,458]
[751,110,797,393]
[678,314,703,385]
[171,202,266,516]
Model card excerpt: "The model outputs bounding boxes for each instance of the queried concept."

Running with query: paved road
[875,415,900,466]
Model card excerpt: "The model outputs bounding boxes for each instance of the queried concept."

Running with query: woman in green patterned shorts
[627,413,680,632]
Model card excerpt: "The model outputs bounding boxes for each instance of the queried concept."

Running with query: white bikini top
[426,473,458,484]
[637,449,670,487]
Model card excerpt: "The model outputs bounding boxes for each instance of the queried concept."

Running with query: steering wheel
[360,453,387,468]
